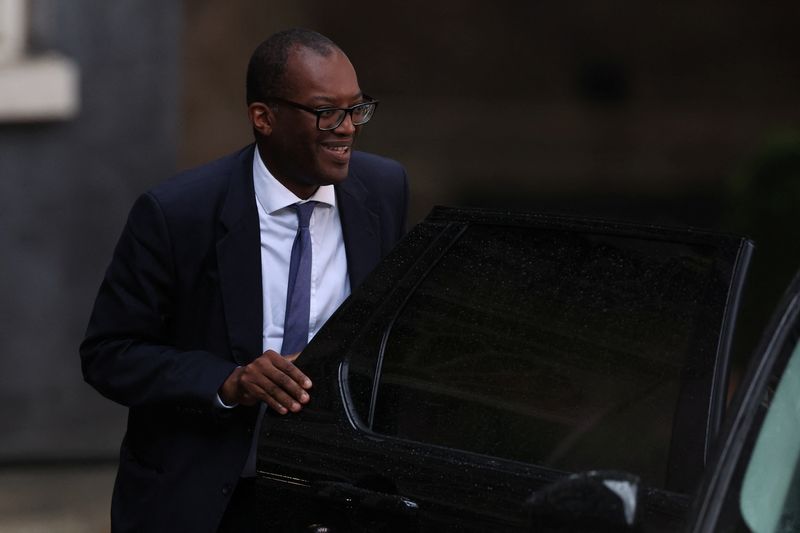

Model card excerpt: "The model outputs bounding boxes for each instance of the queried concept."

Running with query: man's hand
[219,350,312,414]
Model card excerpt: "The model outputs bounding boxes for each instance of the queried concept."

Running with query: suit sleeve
[80,192,238,412]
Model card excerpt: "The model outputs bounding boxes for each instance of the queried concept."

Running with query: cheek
[287,132,317,159]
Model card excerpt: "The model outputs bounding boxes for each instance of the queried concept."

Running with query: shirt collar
[253,145,336,215]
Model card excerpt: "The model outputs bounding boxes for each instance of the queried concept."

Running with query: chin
[319,165,350,185]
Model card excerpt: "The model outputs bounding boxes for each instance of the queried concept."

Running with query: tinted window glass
[371,223,730,489]
[739,341,800,532]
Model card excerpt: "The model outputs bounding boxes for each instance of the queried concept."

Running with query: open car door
[256,207,753,532]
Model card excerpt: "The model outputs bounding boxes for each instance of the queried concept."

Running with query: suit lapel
[216,145,263,365]
[337,167,381,289]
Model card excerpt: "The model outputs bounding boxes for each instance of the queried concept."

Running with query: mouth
[321,141,352,163]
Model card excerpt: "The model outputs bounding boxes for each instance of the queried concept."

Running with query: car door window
[738,341,800,532]
[362,222,739,490]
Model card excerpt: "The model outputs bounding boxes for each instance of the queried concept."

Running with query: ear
[248,102,273,136]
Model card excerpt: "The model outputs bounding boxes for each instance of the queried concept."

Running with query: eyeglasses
[266,95,379,131]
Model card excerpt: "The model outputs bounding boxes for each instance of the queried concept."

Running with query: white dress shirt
[252,146,351,354]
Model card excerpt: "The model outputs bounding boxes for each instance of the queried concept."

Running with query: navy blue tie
[281,201,317,354]
[242,201,317,477]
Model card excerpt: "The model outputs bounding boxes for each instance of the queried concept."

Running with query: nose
[333,111,356,135]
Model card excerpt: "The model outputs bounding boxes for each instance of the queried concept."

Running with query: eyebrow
[308,92,365,105]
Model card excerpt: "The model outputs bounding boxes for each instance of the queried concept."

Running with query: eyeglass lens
[319,103,375,130]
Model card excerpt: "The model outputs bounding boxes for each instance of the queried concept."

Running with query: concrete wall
[0,0,180,459]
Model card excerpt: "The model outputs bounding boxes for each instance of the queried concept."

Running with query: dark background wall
[181,2,800,221]
[181,1,800,381]
[0,1,180,459]
[1,1,798,460]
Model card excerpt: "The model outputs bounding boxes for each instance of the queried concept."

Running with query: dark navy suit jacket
[80,144,408,532]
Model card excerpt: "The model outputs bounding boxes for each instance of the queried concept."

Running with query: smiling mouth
[322,144,351,163]
[323,145,350,154]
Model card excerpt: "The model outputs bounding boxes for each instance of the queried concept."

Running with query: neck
[257,144,319,199]
[279,180,319,200]
[284,182,319,200]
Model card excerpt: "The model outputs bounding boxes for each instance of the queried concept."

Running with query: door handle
[314,481,420,518]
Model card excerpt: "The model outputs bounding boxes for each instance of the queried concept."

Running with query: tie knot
[293,201,317,229]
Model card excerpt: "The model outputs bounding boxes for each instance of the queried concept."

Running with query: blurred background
[1,0,798,530]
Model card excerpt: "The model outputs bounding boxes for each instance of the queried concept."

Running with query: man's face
[262,46,365,196]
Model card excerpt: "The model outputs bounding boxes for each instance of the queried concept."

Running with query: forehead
[283,45,360,100]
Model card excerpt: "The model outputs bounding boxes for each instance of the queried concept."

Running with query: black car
[253,206,796,532]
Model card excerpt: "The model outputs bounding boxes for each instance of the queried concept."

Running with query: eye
[317,108,338,118]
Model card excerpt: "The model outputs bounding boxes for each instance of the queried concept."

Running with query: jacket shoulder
[350,150,405,177]
[147,145,253,210]
[348,151,408,199]
[343,151,409,247]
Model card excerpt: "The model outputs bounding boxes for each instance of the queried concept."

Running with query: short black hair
[246,28,339,105]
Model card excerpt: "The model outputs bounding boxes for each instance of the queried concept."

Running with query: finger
[240,365,307,412]
[243,377,301,414]
[260,350,313,390]
[263,380,303,414]
[261,365,311,405]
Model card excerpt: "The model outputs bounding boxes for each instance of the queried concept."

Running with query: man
[80,28,408,533]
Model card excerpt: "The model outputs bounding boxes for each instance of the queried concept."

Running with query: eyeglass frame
[263,94,379,131]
